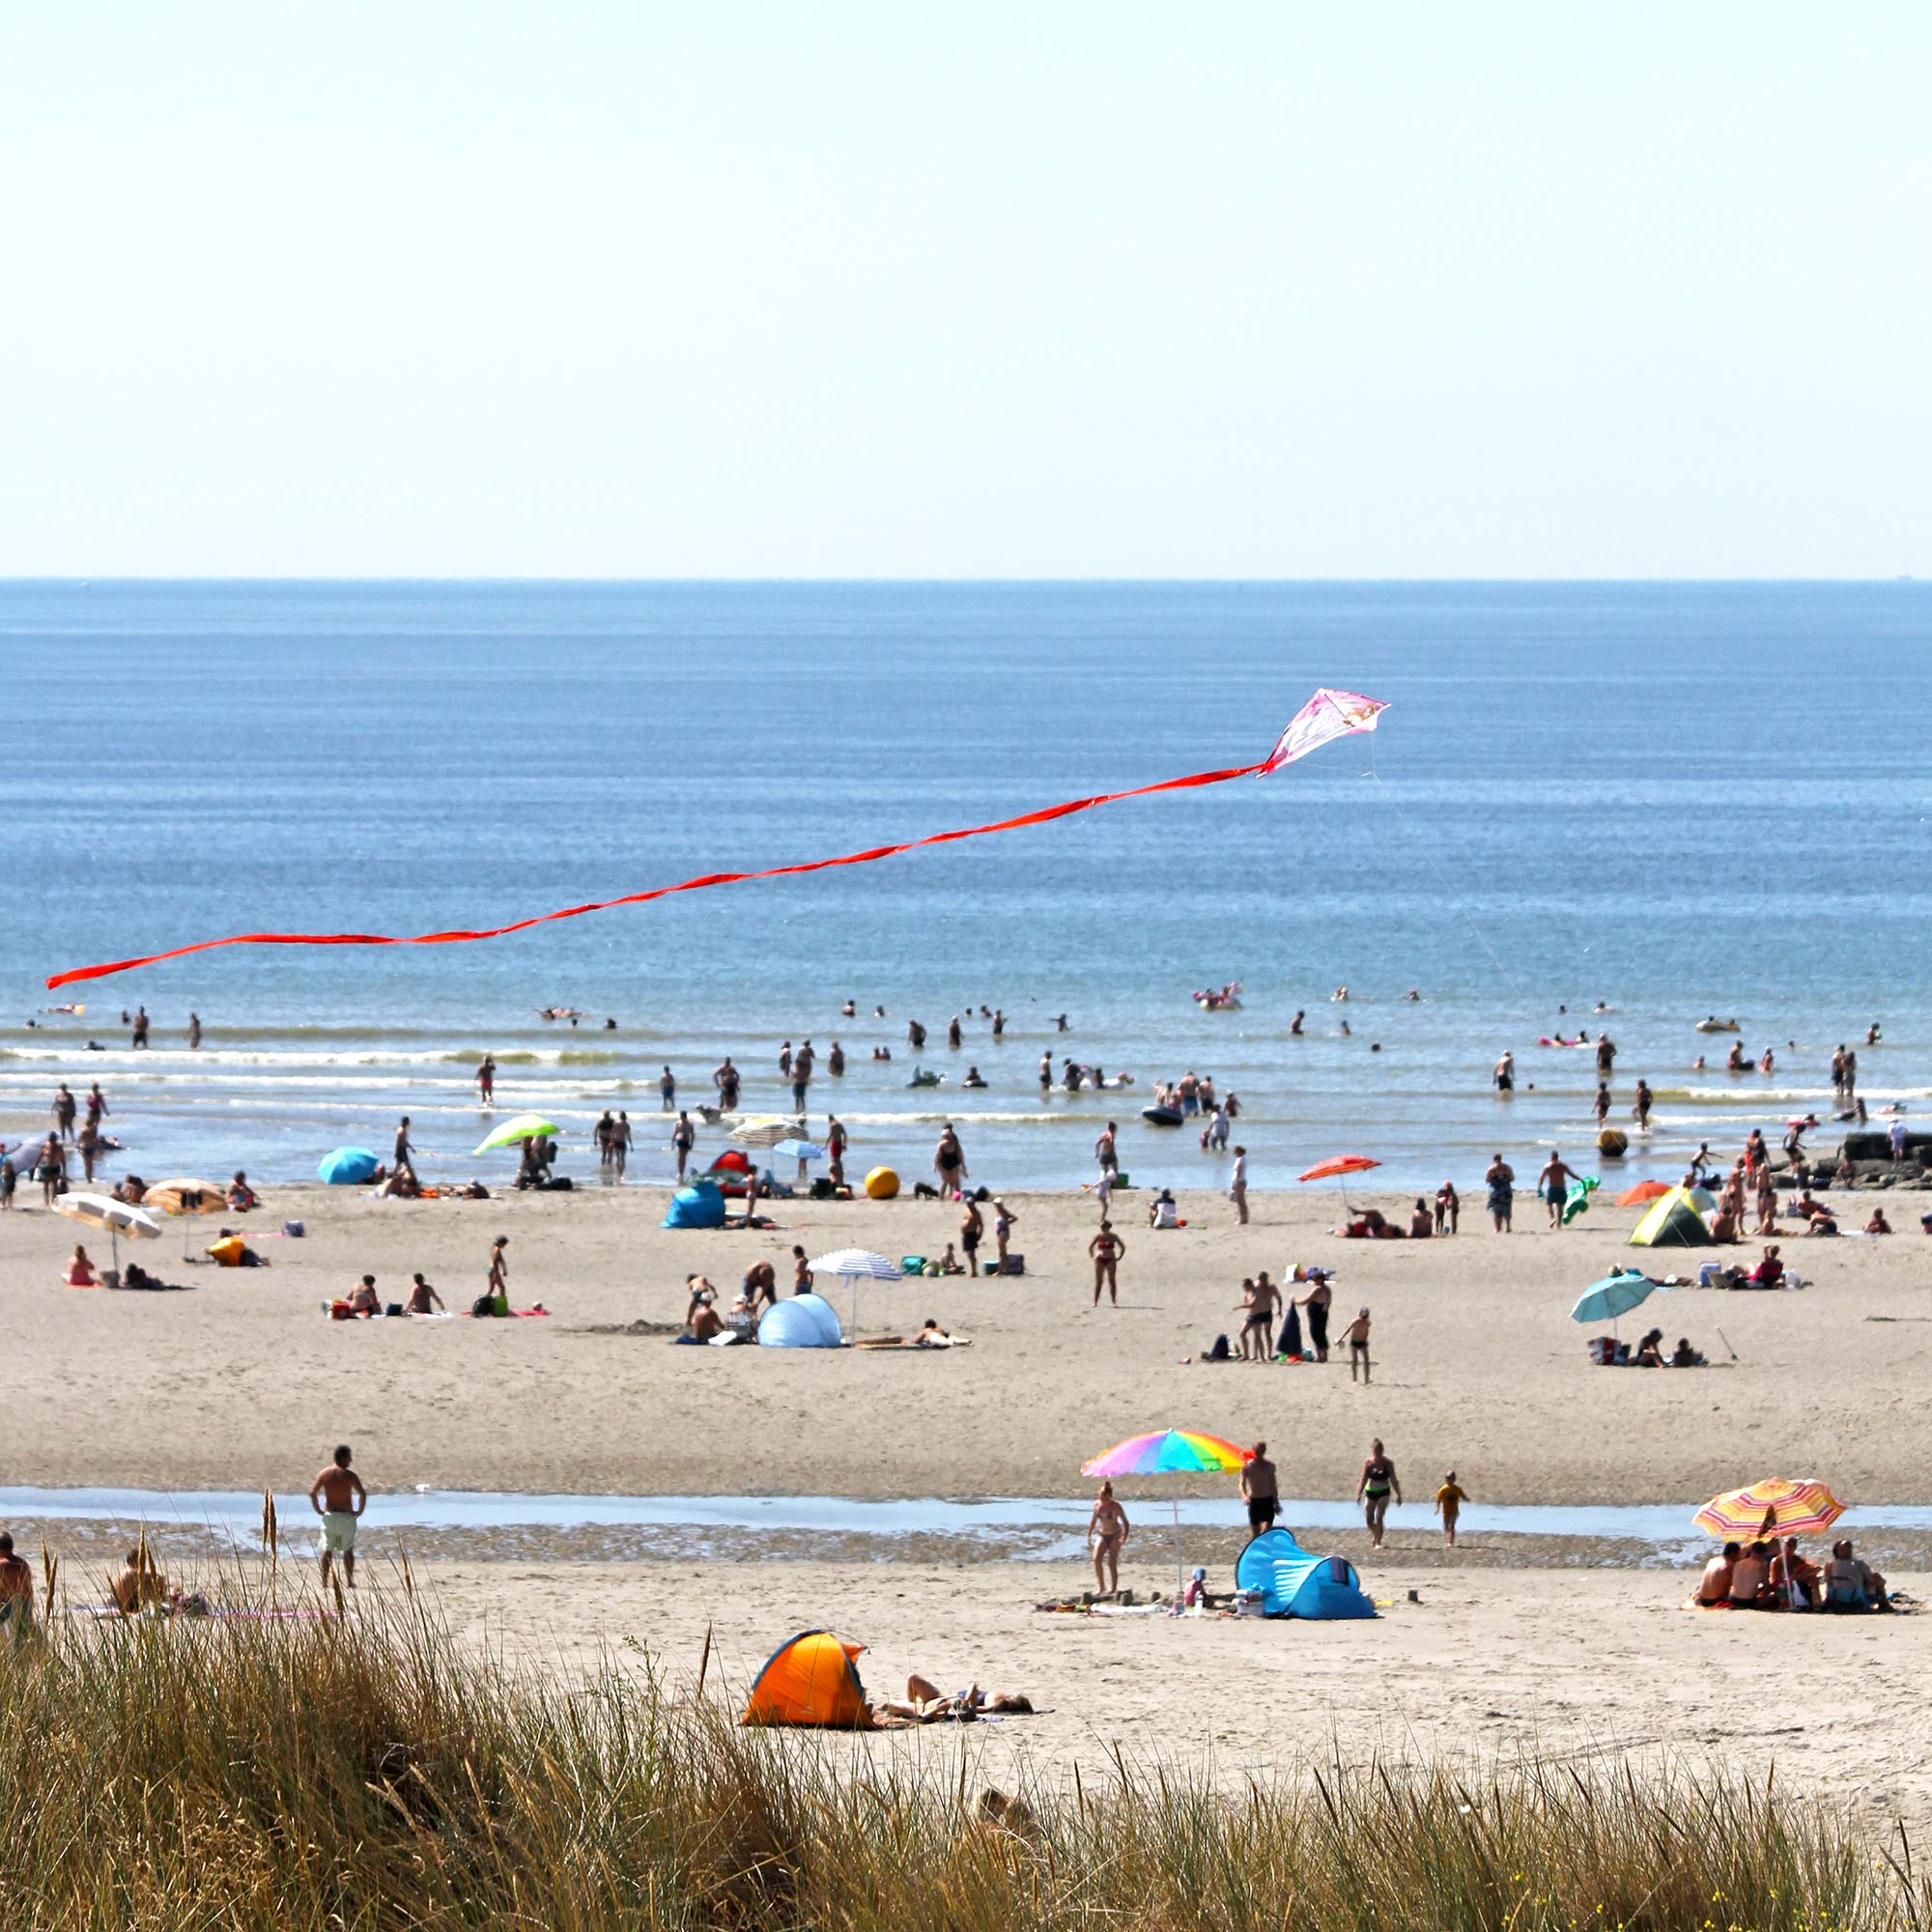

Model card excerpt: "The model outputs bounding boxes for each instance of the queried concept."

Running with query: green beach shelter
[1627,1186,1713,1248]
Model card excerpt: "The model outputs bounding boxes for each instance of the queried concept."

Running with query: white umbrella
[773,1136,825,1182]
[729,1116,800,1150]
[54,1191,162,1269]
[806,1247,900,1336]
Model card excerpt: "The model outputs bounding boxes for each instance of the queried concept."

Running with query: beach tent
[757,1292,843,1349]
[1628,1187,1714,1248]
[742,1630,870,1726]
[662,1182,726,1230]
[1235,1528,1376,1619]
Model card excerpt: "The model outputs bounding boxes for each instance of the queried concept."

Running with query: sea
[2,581,1927,1196]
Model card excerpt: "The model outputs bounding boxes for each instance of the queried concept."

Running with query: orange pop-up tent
[741,1630,870,1727]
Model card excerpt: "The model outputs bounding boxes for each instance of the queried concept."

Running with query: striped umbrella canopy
[730,1116,801,1149]
[143,1179,229,1215]
[1692,1477,1846,1542]
[1297,1155,1379,1183]
[1082,1429,1252,1478]
[807,1247,901,1335]
[55,1192,162,1239]
[1615,1180,1673,1208]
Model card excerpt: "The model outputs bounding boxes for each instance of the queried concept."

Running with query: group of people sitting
[1336,1194,1457,1239]
[1695,1537,1889,1611]
[329,1272,449,1320]
[1589,1327,1705,1368]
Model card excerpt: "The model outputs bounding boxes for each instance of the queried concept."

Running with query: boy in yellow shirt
[1434,1469,1467,1548]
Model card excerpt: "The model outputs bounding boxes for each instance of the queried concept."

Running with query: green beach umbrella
[473,1113,561,1155]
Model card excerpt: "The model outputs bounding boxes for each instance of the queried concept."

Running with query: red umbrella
[1297,1153,1380,1215]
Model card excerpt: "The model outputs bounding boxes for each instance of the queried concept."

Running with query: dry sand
[4,1181,1928,1504]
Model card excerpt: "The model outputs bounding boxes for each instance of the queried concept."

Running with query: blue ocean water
[1,581,1926,1192]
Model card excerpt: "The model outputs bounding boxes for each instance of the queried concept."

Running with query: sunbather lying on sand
[871,1674,1035,1724]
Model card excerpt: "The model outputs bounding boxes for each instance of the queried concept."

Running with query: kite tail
[44,687,1385,989]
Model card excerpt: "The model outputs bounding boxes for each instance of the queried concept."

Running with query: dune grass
[0,1576,1919,1929]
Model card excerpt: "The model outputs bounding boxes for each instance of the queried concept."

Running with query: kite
[44,687,1387,989]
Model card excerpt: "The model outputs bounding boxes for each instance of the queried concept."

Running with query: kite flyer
[308,1444,367,1588]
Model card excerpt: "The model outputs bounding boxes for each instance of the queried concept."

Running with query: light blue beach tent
[661,1181,727,1230]
[756,1292,843,1349]
[1234,1528,1377,1619]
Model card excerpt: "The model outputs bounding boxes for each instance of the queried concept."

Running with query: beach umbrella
[1297,1152,1379,1213]
[1081,1429,1253,1597]
[1569,1268,1664,1334]
[146,1176,234,1258]
[772,1138,825,1162]
[1693,1477,1845,1544]
[473,1114,559,1155]
[1616,1180,1673,1208]
[730,1116,800,1150]
[54,1190,161,1268]
[317,1148,379,1186]
[806,1247,899,1335]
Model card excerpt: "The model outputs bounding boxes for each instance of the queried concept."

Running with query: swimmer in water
[1291,1009,1304,1035]
[1339,1019,1351,1037]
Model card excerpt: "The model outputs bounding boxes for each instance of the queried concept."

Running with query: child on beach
[1435,1470,1467,1548]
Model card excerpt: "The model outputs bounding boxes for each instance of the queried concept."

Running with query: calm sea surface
[2,581,1927,1193]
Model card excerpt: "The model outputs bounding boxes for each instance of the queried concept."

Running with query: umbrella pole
[1173,1498,1182,1601]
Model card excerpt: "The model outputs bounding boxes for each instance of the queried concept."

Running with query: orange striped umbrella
[1692,1477,1845,1542]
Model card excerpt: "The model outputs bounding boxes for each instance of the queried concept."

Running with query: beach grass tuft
[0,1584,1918,1928]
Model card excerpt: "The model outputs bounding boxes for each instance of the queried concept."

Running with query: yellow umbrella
[143,1179,231,1261]
[1693,1477,1845,1542]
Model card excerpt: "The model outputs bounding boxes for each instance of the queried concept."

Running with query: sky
[2,3,1926,578]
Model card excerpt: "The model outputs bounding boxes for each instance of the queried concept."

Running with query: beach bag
[1206,1333,1232,1361]
[283,1220,305,1238]
[470,1293,496,1318]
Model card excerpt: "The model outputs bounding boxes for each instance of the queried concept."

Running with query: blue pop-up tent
[1234,1527,1376,1619]
[757,1293,843,1349]
[662,1181,727,1230]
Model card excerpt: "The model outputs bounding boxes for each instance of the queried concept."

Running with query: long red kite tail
[45,688,1385,989]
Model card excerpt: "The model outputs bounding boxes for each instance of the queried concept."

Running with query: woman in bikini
[1088,1480,1130,1596]
[1356,1438,1401,1548]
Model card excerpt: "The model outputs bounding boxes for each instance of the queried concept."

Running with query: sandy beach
[4,1180,1928,1504]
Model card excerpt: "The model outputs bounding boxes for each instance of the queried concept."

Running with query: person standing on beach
[992,1198,1016,1272]
[1240,1442,1278,1540]
[75,1118,100,1183]
[487,1236,509,1314]
[1341,1306,1373,1383]
[825,1114,847,1187]
[1435,1469,1467,1548]
[393,1117,415,1174]
[1089,1221,1124,1307]
[1537,1149,1579,1229]
[1229,1145,1249,1225]
[594,1111,615,1173]
[1088,1482,1129,1597]
[934,1124,965,1199]
[308,1445,367,1589]
[476,1055,496,1106]
[714,1057,740,1111]
[672,1111,696,1181]
[959,1197,983,1273]
[51,1085,76,1141]
[1356,1439,1400,1549]
[1294,1269,1332,1359]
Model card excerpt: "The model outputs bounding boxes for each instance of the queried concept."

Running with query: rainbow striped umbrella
[1692,1477,1845,1542]
[1083,1429,1252,1478]
[1082,1430,1253,1596]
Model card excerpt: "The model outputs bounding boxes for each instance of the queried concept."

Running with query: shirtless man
[1094,1122,1118,1180]
[1340,1306,1373,1383]
[0,1531,33,1639]
[713,1057,740,1111]
[1240,1441,1279,1539]
[308,1445,367,1588]
[1089,1221,1124,1307]
[1537,1149,1580,1229]
[671,1111,696,1181]
[393,1116,415,1173]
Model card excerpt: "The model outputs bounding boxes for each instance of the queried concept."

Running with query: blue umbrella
[318,1147,379,1185]
[1570,1269,1665,1326]
[772,1138,826,1162]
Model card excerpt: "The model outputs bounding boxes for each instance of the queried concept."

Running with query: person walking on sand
[1240,1441,1279,1540]
[1537,1149,1580,1229]
[1088,1481,1130,1597]
[393,1116,415,1174]
[1357,1438,1401,1549]
[308,1444,367,1589]
[1341,1305,1373,1383]
[672,1110,696,1181]
[487,1235,510,1314]
[1435,1469,1467,1548]
[476,1055,496,1106]
[1228,1144,1250,1225]
[1089,1221,1124,1307]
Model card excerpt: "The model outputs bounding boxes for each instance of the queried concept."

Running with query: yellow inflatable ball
[864,1166,900,1201]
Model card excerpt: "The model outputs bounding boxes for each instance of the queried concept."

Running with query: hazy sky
[4,3,1925,576]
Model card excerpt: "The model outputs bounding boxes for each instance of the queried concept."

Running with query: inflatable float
[1695,1017,1742,1034]
[1141,1105,1184,1127]
[1192,980,1243,1010]
[1537,1037,1589,1048]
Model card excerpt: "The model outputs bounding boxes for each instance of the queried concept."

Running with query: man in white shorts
[308,1443,367,1588]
